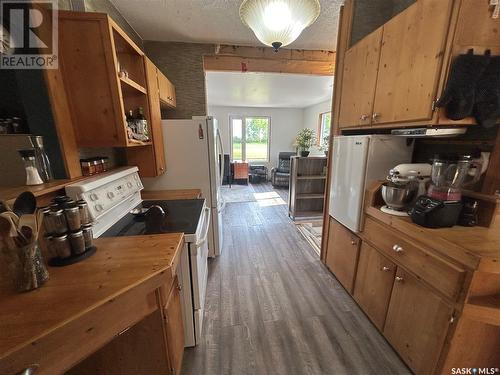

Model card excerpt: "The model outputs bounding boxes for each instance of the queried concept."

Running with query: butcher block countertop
[0,234,184,374]
[366,206,500,273]
[141,189,202,200]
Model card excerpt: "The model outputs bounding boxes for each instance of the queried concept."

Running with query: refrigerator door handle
[217,128,224,187]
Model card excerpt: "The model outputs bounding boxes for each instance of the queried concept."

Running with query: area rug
[221,185,257,203]
[295,220,323,255]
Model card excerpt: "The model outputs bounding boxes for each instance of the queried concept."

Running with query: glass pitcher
[428,154,482,201]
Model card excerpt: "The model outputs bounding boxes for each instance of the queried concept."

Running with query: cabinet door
[164,276,184,375]
[353,242,396,330]
[384,268,453,375]
[158,70,176,108]
[126,58,166,177]
[325,218,360,293]
[338,27,382,128]
[372,0,453,125]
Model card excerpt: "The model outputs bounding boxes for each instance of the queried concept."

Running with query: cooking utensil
[0,200,11,213]
[13,191,37,217]
[0,212,21,237]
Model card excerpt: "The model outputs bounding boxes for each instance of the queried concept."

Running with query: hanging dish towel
[437,49,490,120]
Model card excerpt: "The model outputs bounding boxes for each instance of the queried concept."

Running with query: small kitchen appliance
[409,154,483,228]
[380,163,432,216]
[329,135,414,232]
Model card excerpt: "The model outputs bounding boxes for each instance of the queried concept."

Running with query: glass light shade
[240,0,320,50]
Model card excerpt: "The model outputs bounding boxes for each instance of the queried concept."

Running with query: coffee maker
[409,154,482,228]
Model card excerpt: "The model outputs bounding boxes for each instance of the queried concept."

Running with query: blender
[409,154,482,228]
[427,154,482,201]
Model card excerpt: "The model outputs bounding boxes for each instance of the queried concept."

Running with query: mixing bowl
[381,182,417,210]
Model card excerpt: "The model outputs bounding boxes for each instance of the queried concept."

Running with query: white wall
[208,105,304,170]
[302,100,332,155]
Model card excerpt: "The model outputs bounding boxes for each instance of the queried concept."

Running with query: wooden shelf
[297,175,327,180]
[294,210,324,217]
[464,295,500,326]
[296,193,326,200]
[119,76,147,95]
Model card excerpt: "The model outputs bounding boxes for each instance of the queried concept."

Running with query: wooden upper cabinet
[338,27,382,128]
[158,70,177,108]
[372,0,453,125]
[383,268,453,375]
[353,242,396,330]
[325,217,360,293]
[126,58,166,177]
[58,11,153,148]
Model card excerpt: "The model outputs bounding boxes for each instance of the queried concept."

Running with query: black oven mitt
[437,49,491,120]
[473,55,500,128]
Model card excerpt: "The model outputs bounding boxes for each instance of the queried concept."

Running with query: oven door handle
[195,207,211,248]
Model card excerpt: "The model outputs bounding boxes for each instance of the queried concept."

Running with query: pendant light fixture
[240,0,320,52]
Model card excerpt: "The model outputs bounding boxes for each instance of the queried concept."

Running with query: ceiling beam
[204,45,335,76]
[215,44,335,62]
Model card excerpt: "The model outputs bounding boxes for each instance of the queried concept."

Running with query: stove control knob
[127,182,133,188]
[136,182,142,188]
[107,192,115,199]
[95,204,104,212]
[90,193,98,201]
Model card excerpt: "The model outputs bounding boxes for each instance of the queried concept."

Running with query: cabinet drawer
[362,217,465,300]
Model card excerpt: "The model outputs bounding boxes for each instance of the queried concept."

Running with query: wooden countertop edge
[365,207,482,270]
[0,233,184,359]
[141,189,202,201]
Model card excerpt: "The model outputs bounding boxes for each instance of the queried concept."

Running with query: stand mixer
[380,163,432,216]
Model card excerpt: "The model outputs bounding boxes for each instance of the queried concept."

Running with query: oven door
[189,206,210,311]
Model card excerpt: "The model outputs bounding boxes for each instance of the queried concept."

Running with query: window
[230,116,270,161]
[318,112,331,145]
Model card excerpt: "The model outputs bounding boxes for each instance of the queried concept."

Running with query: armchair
[271,152,296,188]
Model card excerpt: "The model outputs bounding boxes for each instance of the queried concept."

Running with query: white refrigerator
[328,135,413,232]
[142,116,224,257]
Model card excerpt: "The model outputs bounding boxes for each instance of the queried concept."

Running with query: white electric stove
[65,167,210,347]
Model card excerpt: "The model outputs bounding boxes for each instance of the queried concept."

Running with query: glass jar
[64,206,81,231]
[52,234,72,258]
[69,230,85,255]
[82,224,93,249]
[48,209,68,234]
[18,149,44,185]
[77,200,92,225]
[94,159,103,174]
[81,160,96,176]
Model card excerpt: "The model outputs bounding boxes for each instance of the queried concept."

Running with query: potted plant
[320,135,330,157]
[296,128,315,157]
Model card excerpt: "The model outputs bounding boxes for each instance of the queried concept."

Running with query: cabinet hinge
[171,367,176,375]
[431,100,437,112]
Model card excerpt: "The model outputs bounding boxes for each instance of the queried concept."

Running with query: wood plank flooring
[182,183,410,375]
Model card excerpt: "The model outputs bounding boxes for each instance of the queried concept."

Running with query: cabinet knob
[372,112,381,121]
[350,239,356,245]
[177,283,182,291]
[360,114,369,121]
[395,276,404,283]
[381,266,391,272]
[17,365,39,375]
[392,244,404,253]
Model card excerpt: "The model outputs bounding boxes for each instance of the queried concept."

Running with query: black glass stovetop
[101,199,205,237]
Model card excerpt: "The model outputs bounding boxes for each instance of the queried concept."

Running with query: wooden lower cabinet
[353,242,396,330]
[325,217,360,293]
[383,268,453,375]
[163,276,185,375]
[68,277,184,375]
